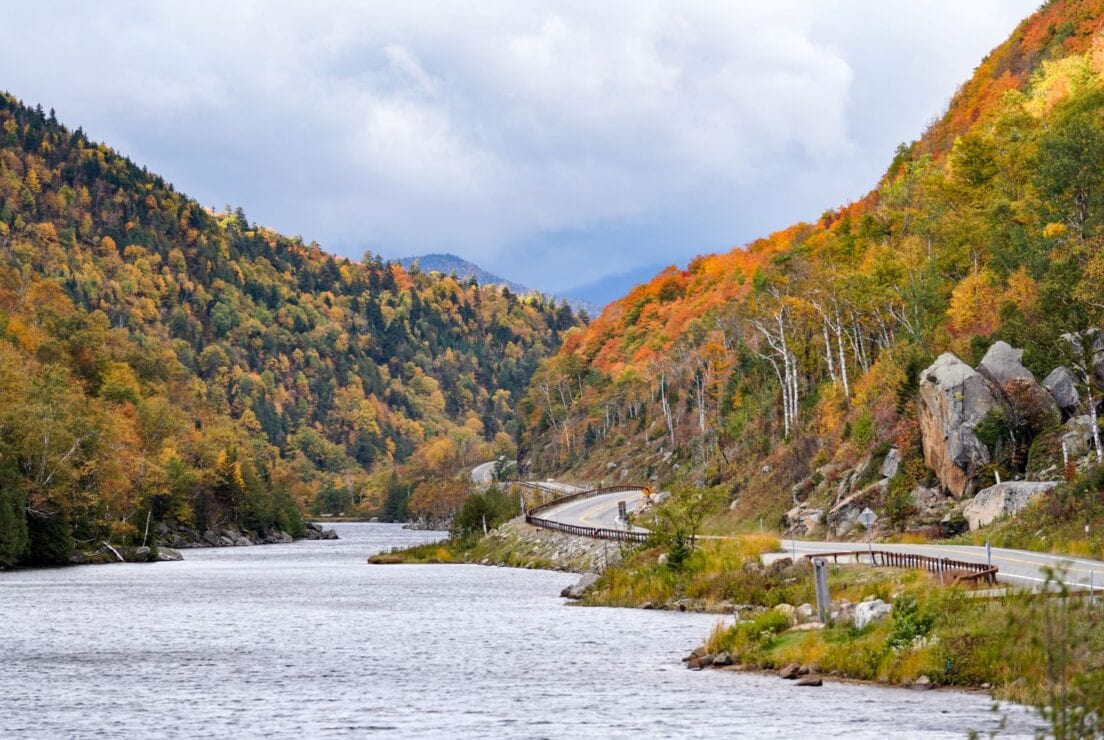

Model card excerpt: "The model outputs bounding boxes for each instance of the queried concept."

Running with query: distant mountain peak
[397,253,598,317]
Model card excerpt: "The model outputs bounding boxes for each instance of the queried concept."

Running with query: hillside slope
[521,0,1104,542]
[0,94,579,566]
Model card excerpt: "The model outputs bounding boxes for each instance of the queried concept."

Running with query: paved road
[514,483,1104,592]
[783,539,1104,592]
[471,461,497,485]
[534,488,647,532]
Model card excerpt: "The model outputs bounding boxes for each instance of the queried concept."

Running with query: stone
[789,622,825,632]
[560,573,599,599]
[880,447,901,480]
[795,603,815,624]
[773,603,796,625]
[699,653,715,667]
[1062,415,1097,461]
[712,652,733,667]
[827,483,884,538]
[779,663,802,680]
[918,353,1000,498]
[963,481,1059,530]
[133,546,152,561]
[910,675,933,691]
[784,504,824,537]
[68,551,87,565]
[977,341,1034,387]
[795,675,823,687]
[202,529,221,547]
[909,486,945,518]
[156,547,183,562]
[1044,366,1081,415]
[854,599,892,629]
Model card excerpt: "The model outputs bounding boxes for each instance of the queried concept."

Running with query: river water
[1,523,1039,738]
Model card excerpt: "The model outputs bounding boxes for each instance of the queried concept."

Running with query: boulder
[978,342,1060,426]
[784,504,824,537]
[202,529,221,547]
[1044,367,1081,415]
[795,603,816,624]
[977,341,1034,387]
[880,447,901,480]
[910,675,933,691]
[963,481,1059,530]
[918,353,1000,498]
[560,573,599,599]
[795,675,823,687]
[910,486,947,520]
[712,652,733,667]
[827,483,884,537]
[854,599,892,630]
[779,663,802,680]
[1062,415,1097,461]
[773,603,797,625]
[133,546,152,561]
[156,547,183,562]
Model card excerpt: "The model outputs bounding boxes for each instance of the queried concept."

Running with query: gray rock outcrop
[978,341,1060,422]
[962,481,1059,530]
[976,341,1033,387]
[1044,366,1081,415]
[1062,415,1097,461]
[880,447,901,480]
[918,353,1000,498]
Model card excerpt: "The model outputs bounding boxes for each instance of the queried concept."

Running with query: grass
[367,541,461,564]
[581,535,779,609]
[699,567,1104,707]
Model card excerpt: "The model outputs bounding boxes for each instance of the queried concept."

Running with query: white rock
[854,599,892,630]
[880,447,901,480]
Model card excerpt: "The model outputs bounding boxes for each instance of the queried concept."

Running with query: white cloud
[0,0,1038,291]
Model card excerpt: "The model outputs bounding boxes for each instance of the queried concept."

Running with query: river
[0,523,1039,738]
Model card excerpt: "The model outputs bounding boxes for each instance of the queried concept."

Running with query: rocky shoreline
[64,521,340,567]
[157,521,339,549]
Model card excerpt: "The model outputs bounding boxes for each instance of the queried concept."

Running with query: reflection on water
[0,523,1038,738]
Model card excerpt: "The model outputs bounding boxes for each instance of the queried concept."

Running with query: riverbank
[53,521,341,567]
[368,517,617,572]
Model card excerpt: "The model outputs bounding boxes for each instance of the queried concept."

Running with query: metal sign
[813,558,830,623]
[858,507,877,530]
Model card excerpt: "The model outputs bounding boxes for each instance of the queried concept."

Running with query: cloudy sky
[3,1,1037,302]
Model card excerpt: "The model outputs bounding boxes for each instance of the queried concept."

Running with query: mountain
[398,252,599,317]
[0,95,581,567]
[520,0,1104,538]
[559,262,668,310]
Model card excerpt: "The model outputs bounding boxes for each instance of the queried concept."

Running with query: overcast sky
[3,1,1038,300]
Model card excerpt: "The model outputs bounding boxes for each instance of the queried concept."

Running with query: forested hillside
[522,0,1104,537]
[0,94,579,566]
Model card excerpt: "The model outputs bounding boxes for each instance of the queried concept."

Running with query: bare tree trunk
[822,319,836,383]
[660,373,676,449]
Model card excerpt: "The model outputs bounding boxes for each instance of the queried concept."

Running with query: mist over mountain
[398,252,598,317]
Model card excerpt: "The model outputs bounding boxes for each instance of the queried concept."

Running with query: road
[498,478,1104,592]
[536,488,648,532]
[470,461,497,485]
[782,538,1104,592]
